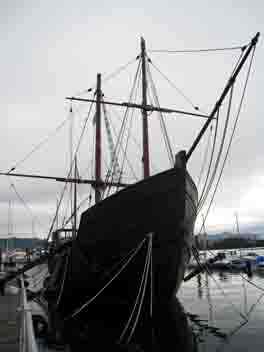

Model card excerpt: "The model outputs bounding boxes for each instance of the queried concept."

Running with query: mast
[7,200,11,252]
[73,156,77,238]
[95,73,102,203]
[141,37,150,178]
[69,104,73,211]
[235,212,242,257]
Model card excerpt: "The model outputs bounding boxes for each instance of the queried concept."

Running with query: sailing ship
[0,33,259,351]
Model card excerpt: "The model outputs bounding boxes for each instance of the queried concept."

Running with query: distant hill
[207,232,264,242]
[195,231,264,250]
[0,237,46,250]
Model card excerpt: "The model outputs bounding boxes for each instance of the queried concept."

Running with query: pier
[0,287,19,352]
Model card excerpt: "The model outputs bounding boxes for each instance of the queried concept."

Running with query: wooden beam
[0,172,130,188]
[66,96,212,119]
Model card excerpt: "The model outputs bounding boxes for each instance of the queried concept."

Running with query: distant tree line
[195,237,264,250]
[0,237,46,250]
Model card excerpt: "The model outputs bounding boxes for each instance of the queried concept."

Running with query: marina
[188,248,264,273]
[180,260,264,351]
[1,248,264,351]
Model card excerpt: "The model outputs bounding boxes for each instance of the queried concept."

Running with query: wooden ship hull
[48,157,197,348]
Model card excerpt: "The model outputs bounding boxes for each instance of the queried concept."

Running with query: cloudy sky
[1,0,264,238]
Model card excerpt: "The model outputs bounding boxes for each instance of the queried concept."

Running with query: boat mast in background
[235,212,240,235]
[7,200,12,252]
[202,214,208,259]
[141,37,150,179]
[235,212,242,257]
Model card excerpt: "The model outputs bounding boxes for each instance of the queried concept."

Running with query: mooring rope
[126,234,153,343]
[64,238,146,321]
[55,248,70,308]
[118,234,153,344]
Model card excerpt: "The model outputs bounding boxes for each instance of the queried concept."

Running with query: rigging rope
[7,113,72,174]
[197,125,213,189]
[8,181,46,232]
[230,45,249,78]
[115,77,139,188]
[102,101,122,181]
[103,105,140,180]
[196,45,256,235]
[55,248,70,308]
[149,59,200,111]
[64,238,146,321]
[62,195,88,229]
[74,57,138,96]
[193,42,249,207]
[102,57,139,84]
[119,234,153,344]
[147,61,174,167]
[149,45,246,54]
[110,108,160,174]
[47,102,94,241]
[198,85,234,211]
[197,108,219,209]
[102,59,141,198]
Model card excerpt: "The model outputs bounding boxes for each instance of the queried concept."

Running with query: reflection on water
[218,271,229,282]
[179,248,264,351]
[154,296,197,352]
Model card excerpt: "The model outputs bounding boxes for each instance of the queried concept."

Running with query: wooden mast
[95,73,102,203]
[73,156,77,238]
[141,37,150,178]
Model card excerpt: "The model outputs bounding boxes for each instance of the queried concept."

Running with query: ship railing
[18,276,38,352]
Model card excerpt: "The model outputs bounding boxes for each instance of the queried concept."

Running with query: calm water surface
[178,249,264,351]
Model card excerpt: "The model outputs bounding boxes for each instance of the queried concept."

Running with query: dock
[0,287,20,352]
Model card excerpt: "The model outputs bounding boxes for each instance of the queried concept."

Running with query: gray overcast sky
[1,0,264,238]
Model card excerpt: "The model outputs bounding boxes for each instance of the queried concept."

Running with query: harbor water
[2,249,264,351]
[179,248,264,351]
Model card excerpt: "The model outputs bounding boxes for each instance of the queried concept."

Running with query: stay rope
[198,84,234,212]
[47,102,94,241]
[196,45,256,234]
[55,248,70,309]
[149,58,200,111]
[102,59,141,198]
[146,61,174,167]
[149,45,246,54]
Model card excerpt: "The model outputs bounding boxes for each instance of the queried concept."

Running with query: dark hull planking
[57,162,197,323]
